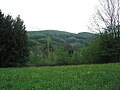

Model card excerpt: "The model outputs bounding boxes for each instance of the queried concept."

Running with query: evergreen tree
[12,15,29,66]
[0,10,4,28]
[0,10,29,67]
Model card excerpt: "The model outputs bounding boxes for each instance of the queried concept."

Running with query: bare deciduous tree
[90,0,120,37]
[89,0,120,62]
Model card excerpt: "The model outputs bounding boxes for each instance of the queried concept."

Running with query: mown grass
[0,63,120,90]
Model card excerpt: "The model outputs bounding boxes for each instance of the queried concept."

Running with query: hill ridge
[27,30,94,47]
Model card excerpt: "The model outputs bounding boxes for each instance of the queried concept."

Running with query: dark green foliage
[81,30,120,64]
[0,10,4,28]
[0,10,29,67]
[64,43,74,57]
[81,34,115,64]
[11,16,29,66]
[98,28,120,63]
[81,36,102,64]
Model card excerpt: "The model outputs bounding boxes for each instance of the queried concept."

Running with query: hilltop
[27,30,94,47]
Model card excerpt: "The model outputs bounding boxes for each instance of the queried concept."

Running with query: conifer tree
[0,10,29,67]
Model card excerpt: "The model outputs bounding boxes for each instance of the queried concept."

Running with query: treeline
[1,0,120,67]
[28,42,82,66]
[82,30,120,64]
[27,31,95,66]
[27,29,120,66]
[27,30,120,66]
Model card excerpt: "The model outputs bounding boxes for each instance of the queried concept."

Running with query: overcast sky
[0,0,97,33]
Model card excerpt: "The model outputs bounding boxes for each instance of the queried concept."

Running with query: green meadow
[0,63,120,90]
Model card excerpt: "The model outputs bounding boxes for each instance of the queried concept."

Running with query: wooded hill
[27,30,94,47]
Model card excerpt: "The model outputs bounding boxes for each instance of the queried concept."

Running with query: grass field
[0,63,120,90]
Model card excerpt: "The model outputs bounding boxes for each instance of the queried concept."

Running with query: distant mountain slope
[27,30,94,47]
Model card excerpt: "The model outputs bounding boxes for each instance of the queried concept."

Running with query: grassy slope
[0,63,120,90]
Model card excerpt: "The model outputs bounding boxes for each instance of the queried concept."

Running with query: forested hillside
[27,30,95,66]
[27,30,94,47]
